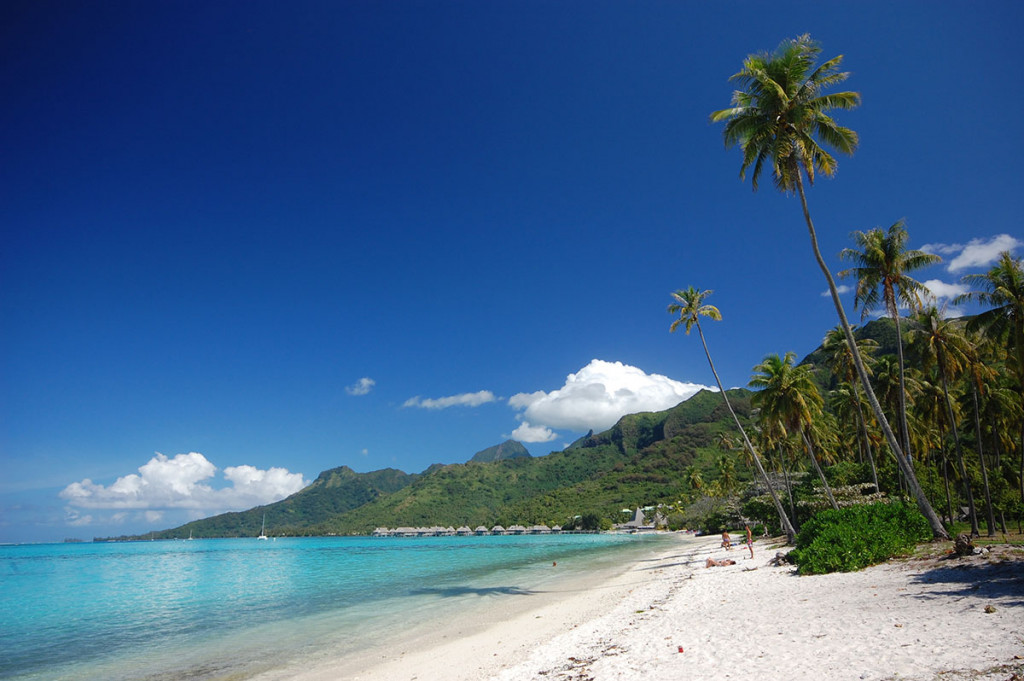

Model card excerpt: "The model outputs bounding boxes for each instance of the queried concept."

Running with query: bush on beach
[790,501,931,574]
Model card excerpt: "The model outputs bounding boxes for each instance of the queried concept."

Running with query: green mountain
[469,440,531,463]
[134,466,419,540]
[116,388,754,540]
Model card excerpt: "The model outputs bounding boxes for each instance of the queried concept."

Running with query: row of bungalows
[371,524,562,537]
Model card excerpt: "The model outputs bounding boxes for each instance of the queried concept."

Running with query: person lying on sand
[706,558,736,568]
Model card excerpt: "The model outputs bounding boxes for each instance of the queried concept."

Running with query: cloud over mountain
[509,359,713,438]
[60,452,308,520]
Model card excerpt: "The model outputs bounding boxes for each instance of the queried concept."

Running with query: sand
[285,534,1024,681]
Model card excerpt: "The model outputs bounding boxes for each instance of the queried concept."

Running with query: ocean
[1,533,671,680]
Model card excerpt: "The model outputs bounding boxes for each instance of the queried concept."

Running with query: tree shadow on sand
[409,585,542,598]
[909,560,1024,607]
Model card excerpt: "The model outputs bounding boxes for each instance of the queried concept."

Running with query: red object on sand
[678,646,684,653]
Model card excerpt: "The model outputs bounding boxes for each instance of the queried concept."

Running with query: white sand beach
[287,534,1023,681]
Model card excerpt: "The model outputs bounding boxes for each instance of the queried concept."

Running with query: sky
[2,1,1021,543]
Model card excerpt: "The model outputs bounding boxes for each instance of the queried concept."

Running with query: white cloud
[509,422,558,443]
[60,452,308,514]
[923,234,1022,273]
[823,284,852,297]
[345,377,376,396]
[509,359,714,434]
[922,279,969,302]
[920,241,961,256]
[403,390,497,409]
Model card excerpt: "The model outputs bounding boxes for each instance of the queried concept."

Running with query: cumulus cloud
[403,390,497,409]
[509,359,713,435]
[60,452,308,515]
[345,377,376,396]
[922,234,1022,273]
[509,422,558,443]
[922,279,969,303]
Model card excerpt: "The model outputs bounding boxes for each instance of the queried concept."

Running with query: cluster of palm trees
[668,35,1023,543]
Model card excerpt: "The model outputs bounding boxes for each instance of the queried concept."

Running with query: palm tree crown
[710,34,860,192]
[668,287,722,335]
[749,352,823,435]
[839,220,941,320]
[958,251,1024,375]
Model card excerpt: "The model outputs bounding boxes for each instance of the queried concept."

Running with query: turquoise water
[1,534,667,680]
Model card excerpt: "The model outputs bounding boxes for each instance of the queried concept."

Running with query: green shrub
[790,501,931,574]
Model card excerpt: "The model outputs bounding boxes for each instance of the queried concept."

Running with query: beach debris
[767,551,792,566]
[953,533,974,557]
[984,605,997,613]
[678,646,684,653]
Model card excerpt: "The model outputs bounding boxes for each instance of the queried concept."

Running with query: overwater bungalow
[491,525,506,535]
[456,526,473,536]
[474,525,489,535]
[528,524,551,534]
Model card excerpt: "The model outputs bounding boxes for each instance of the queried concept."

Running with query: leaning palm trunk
[800,429,839,510]
[793,166,948,539]
[694,319,797,543]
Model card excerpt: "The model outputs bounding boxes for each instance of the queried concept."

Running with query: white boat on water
[187,530,194,541]
[257,514,268,540]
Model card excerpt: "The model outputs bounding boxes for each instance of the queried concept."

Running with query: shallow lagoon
[1,533,670,680]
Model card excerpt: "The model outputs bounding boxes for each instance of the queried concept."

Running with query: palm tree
[839,221,941,462]
[685,465,704,494]
[668,287,796,542]
[957,251,1024,503]
[710,35,947,538]
[915,378,956,525]
[749,352,839,510]
[822,326,880,491]
[908,306,979,535]
[717,455,737,496]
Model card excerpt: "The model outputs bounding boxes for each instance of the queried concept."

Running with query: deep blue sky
[3,1,1021,542]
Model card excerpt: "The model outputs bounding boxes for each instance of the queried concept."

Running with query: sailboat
[257,514,268,540]
[187,530,194,541]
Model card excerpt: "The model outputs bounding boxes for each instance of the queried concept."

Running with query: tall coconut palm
[685,464,704,495]
[710,35,947,537]
[908,306,979,535]
[749,352,839,510]
[669,287,796,542]
[839,221,941,462]
[958,347,1000,536]
[822,326,880,491]
[957,251,1024,502]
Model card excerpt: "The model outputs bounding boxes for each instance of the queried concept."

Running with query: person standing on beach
[745,524,754,559]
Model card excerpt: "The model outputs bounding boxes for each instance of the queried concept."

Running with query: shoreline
[251,533,679,681]
[274,533,1023,681]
